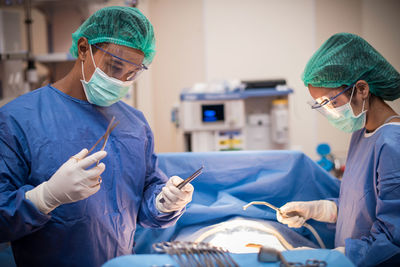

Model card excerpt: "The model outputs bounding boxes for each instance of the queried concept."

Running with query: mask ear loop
[350,84,367,114]
[81,61,86,82]
[348,84,356,103]
[88,45,97,69]
[361,98,366,113]
[81,44,97,82]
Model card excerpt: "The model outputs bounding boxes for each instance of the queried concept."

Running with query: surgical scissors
[159,166,204,204]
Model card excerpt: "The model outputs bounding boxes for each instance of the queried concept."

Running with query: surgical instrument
[87,116,119,157]
[243,201,303,218]
[70,116,119,179]
[258,246,290,267]
[152,241,239,267]
[159,166,204,203]
[82,116,119,168]
[243,201,326,249]
[258,247,327,267]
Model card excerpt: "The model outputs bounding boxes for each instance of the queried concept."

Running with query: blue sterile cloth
[132,151,340,254]
[0,243,16,267]
[103,249,353,267]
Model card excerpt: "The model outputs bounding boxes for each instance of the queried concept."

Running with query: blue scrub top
[334,123,400,266]
[0,85,183,267]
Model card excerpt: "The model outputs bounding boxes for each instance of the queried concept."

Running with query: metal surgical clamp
[159,166,204,203]
[152,241,239,267]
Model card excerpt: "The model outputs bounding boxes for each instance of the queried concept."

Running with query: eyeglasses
[92,44,148,81]
[308,84,354,109]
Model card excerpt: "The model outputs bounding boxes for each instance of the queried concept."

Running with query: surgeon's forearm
[0,187,51,242]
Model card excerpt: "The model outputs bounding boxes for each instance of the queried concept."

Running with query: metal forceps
[160,166,204,203]
[84,116,119,166]
[69,116,119,187]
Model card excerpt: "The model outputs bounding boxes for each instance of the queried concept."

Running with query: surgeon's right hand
[26,149,107,214]
[276,200,337,228]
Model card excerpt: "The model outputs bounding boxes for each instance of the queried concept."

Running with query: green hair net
[302,32,400,101]
[69,6,155,66]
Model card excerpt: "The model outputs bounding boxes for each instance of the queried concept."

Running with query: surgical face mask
[315,86,367,133]
[81,45,133,107]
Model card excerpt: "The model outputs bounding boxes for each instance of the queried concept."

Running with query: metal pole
[24,0,33,60]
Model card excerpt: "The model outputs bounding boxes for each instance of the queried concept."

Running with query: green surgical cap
[69,6,155,66]
[302,33,400,101]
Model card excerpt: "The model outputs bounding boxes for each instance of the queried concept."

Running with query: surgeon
[0,6,194,267]
[277,33,400,266]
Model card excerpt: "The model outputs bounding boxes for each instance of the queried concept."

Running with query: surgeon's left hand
[155,176,194,213]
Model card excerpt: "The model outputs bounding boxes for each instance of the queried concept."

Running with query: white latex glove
[26,149,107,214]
[334,246,345,254]
[276,200,337,228]
[156,176,194,213]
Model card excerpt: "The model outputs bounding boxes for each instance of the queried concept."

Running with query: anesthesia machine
[177,80,293,152]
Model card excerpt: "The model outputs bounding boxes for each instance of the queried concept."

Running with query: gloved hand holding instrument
[26,117,119,214]
[276,200,337,228]
[156,166,203,213]
[243,200,333,249]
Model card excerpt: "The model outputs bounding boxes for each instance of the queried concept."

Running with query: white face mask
[80,45,133,107]
[324,87,367,133]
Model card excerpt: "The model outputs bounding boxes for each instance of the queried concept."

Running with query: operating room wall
[362,0,400,115]
[149,0,400,160]
[149,0,206,153]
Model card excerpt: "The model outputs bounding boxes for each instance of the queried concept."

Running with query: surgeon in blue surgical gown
[0,6,193,267]
[277,33,400,267]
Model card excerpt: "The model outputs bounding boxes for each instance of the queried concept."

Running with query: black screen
[202,104,225,122]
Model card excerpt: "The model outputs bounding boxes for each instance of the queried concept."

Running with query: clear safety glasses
[307,84,354,109]
[92,44,148,82]
[307,84,356,119]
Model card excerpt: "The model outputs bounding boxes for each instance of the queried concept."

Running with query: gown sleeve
[345,136,400,266]
[136,123,183,228]
[0,112,50,242]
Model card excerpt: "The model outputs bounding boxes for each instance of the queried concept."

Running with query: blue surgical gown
[334,123,400,266]
[0,85,183,267]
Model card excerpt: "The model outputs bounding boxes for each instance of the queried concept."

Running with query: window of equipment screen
[202,104,225,123]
